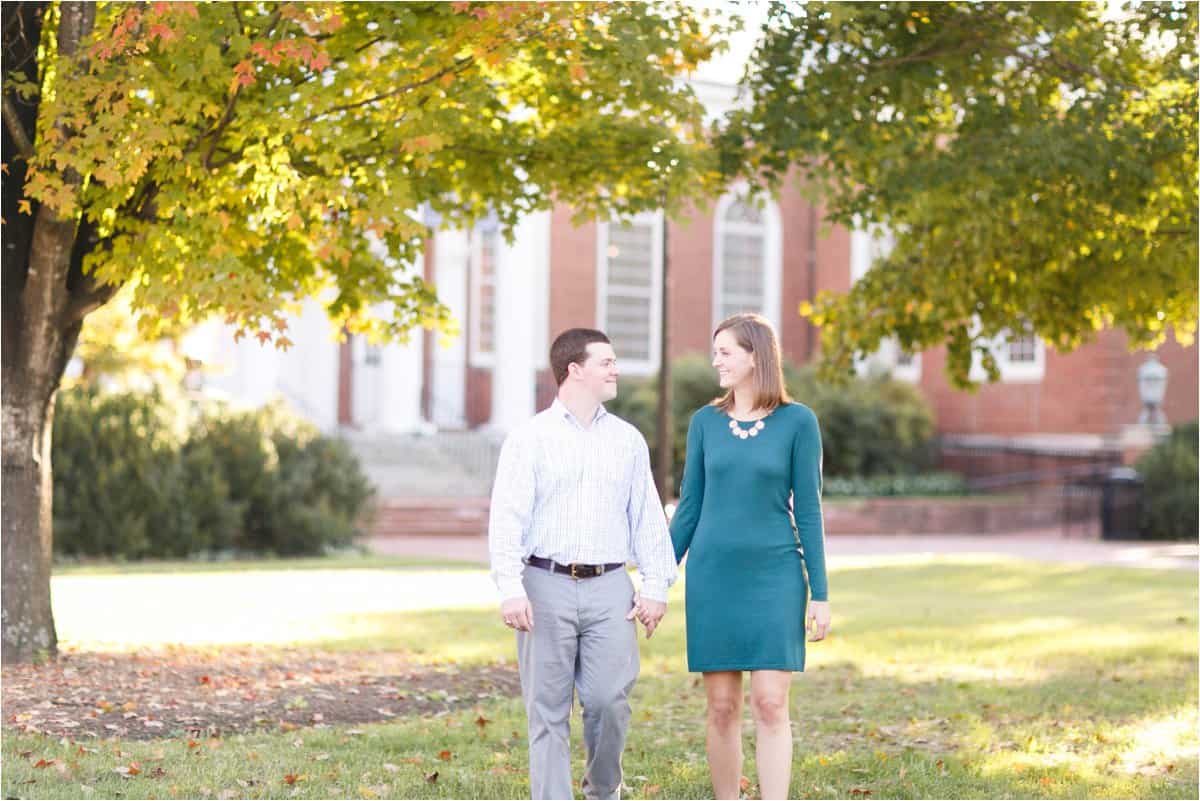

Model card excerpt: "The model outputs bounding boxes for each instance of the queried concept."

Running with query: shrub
[823,472,968,498]
[53,388,191,559]
[52,390,374,560]
[1136,421,1198,540]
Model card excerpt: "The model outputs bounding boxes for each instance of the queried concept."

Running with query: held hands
[807,600,831,642]
[626,593,667,638]
[500,596,534,632]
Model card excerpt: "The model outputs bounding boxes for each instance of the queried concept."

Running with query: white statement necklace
[727,413,766,440]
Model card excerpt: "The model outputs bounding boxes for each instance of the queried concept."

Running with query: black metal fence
[939,440,1143,539]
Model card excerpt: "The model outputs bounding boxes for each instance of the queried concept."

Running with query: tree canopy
[7,1,721,348]
[724,1,1197,387]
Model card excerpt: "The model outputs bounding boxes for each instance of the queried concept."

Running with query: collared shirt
[488,398,678,603]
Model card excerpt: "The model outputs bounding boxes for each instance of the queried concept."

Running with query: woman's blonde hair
[711,313,792,414]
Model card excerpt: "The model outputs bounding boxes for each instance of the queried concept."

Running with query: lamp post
[1136,353,1169,425]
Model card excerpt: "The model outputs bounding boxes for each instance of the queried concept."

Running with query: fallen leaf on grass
[438,750,453,761]
[476,715,491,729]
[359,786,379,799]
[850,789,872,797]
[34,758,56,768]
[425,770,439,783]
[283,773,307,785]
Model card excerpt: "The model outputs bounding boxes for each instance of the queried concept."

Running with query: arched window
[713,191,781,329]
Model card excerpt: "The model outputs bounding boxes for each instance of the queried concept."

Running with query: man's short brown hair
[549,329,611,386]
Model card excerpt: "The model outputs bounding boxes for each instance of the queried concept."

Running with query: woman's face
[712,329,754,390]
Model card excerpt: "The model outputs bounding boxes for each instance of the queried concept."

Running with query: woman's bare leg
[703,671,745,799]
[749,670,793,800]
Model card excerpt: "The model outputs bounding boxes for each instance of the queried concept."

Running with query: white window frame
[890,342,922,384]
[596,210,664,376]
[711,186,783,332]
[968,319,1046,383]
[468,221,499,369]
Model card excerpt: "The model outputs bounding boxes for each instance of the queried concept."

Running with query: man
[489,328,678,800]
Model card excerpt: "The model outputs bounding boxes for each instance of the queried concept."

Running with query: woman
[670,313,831,800]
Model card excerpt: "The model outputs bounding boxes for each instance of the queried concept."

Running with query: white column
[276,299,339,430]
[431,229,470,428]
[377,330,424,433]
[490,210,551,431]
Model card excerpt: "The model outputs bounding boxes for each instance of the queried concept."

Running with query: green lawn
[3,556,1196,799]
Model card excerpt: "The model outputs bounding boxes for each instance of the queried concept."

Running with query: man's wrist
[639,580,669,605]
[498,580,527,602]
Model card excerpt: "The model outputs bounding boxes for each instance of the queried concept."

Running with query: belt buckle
[596,565,605,576]
[570,563,579,580]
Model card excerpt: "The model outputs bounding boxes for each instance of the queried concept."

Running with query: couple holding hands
[488,314,831,800]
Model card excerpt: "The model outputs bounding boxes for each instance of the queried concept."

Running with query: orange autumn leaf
[438,750,453,761]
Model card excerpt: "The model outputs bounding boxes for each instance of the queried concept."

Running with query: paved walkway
[369,533,1199,571]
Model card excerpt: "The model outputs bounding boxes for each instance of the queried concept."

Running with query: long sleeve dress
[669,402,829,672]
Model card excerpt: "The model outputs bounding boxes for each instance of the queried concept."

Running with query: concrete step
[370,496,491,538]
[340,431,502,499]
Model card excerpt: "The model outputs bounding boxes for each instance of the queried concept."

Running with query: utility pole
[654,188,673,501]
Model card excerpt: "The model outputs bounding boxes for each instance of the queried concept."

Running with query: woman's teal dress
[669,402,829,672]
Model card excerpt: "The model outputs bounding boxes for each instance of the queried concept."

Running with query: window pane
[475,227,498,357]
[1008,335,1038,363]
[1007,322,1038,363]
[725,199,763,225]
[606,294,651,361]
[480,284,495,354]
[605,220,655,361]
[721,230,765,315]
[607,222,654,288]
[480,229,497,280]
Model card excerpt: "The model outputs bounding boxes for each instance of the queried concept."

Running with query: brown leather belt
[525,555,624,580]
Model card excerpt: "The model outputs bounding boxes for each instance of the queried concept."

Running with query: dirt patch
[2,646,521,741]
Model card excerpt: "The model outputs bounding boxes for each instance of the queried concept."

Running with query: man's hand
[501,596,534,632]
[807,600,831,642]
[625,593,667,638]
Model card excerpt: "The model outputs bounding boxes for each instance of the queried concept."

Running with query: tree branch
[302,56,473,123]
[1,93,34,157]
[62,270,121,324]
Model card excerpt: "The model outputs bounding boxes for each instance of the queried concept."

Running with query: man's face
[573,342,620,403]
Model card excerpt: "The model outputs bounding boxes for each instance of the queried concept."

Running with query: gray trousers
[517,565,639,800]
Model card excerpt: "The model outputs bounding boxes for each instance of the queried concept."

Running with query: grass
[4,556,1197,799]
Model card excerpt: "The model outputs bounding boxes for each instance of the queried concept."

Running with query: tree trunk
[2,374,67,663]
[2,1,98,664]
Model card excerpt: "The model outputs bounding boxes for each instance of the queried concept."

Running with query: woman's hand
[807,600,831,641]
